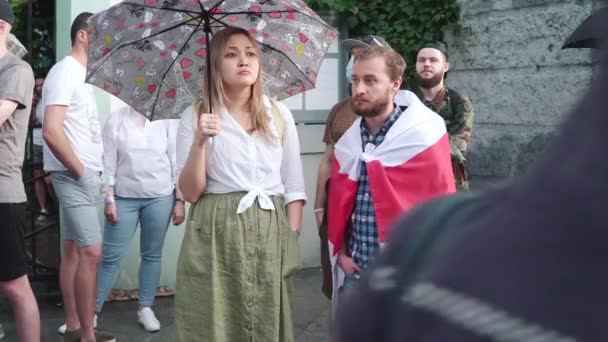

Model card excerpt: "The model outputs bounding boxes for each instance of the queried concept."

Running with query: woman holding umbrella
[175,26,306,341]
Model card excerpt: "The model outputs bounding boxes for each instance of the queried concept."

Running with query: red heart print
[166,89,176,98]
[195,49,207,58]
[117,21,124,29]
[160,51,168,57]
[268,12,281,18]
[249,29,257,35]
[299,33,308,43]
[249,6,261,13]
[263,32,270,38]
[181,58,193,68]
[103,48,111,56]
[187,0,197,6]
[147,85,157,94]
[138,23,146,29]
[169,44,177,50]
[112,91,120,96]
[183,71,192,80]
[144,0,158,4]
[286,13,296,20]
[103,83,110,90]
[285,5,295,11]
[212,8,221,14]
[281,44,290,52]
[197,37,206,45]
[151,22,158,28]
[137,58,145,68]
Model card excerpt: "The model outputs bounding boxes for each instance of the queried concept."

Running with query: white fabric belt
[237,187,275,214]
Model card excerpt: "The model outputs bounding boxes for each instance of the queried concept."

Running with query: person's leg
[138,195,173,309]
[96,197,141,313]
[61,240,81,332]
[52,169,108,341]
[0,276,40,342]
[0,203,40,342]
[32,169,47,213]
[51,172,82,332]
[75,244,102,341]
[44,174,57,203]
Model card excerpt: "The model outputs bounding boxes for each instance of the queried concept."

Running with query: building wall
[445,0,595,184]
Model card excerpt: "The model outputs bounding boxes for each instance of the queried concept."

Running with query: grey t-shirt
[0,53,34,203]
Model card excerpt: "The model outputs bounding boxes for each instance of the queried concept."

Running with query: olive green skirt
[174,192,300,342]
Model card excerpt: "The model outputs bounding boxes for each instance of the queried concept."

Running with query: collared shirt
[176,97,307,213]
[103,106,178,198]
[350,105,403,268]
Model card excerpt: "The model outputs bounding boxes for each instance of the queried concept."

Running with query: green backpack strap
[270,99,285,143]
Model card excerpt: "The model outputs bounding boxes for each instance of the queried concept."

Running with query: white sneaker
[137,307,160,332]
[57,314,97,335]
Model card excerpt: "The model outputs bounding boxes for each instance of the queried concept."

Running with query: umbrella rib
[149,16,204,120]
[122,2,205,15]
[257,40,314,89]
[86,14,204,82]
[207,10,338,32]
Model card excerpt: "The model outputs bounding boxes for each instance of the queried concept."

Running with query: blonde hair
[195,27,274,142]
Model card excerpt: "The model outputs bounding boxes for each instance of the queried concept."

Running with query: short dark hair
[70,12,93,46]
[356,46,406,81]
[416,39,449,61]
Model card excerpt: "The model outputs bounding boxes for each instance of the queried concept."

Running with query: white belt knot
[237,187,275,214]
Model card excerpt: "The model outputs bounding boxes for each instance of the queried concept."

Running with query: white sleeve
[277,102,307,205]
[44,63,75,107]
[102,109,122,186]
[176,105,195,183]
[166,118,180,186]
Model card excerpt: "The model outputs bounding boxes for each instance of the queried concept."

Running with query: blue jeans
[96,194,174,311]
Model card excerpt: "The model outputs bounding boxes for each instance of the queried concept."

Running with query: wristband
[175,197,185,204]
[314,208,324,213]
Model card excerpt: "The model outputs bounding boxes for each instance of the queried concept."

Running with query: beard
[415,71,444,89]
[352,91,392,118]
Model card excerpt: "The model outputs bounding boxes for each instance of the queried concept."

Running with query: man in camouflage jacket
[412,40,474,190]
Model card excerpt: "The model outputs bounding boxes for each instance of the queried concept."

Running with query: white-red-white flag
[327,90,456,311]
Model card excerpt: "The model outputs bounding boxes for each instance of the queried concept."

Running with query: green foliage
[9,0,55,76]
[307,0,461,86]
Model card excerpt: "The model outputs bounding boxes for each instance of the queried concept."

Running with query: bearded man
[413,40,474,190]
[326,46,456,309]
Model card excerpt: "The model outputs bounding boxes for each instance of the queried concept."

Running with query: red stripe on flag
[367,133,456,241]
[328,157,358,255]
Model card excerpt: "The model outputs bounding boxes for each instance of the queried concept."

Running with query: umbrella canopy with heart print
[86,0,338,120]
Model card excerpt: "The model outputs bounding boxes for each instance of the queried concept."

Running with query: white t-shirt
[32,96,44,146]
[103,106,178,198]
[176,97,307,213]
[41,56,103,171]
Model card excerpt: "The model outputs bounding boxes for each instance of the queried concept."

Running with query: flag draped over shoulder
[327,90,456,310]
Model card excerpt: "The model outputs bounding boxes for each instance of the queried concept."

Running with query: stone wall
[445,0,595,183]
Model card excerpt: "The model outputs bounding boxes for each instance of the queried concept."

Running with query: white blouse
[176,97,307,213]
[103,106,179,198]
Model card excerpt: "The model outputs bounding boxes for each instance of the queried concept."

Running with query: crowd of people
[0,1,483,341]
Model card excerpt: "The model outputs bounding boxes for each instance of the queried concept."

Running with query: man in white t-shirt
[42,12,114,342]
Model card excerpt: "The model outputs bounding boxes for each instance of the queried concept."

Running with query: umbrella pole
[204,15,213,114]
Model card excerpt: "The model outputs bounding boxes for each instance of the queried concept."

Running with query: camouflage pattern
[412,87,474,191]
